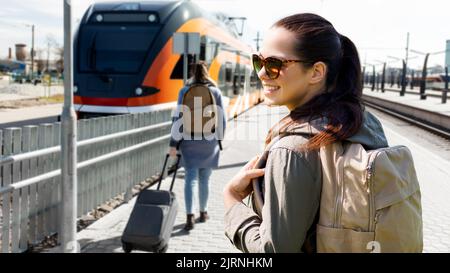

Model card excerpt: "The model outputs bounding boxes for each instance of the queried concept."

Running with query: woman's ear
[309,62,327,84]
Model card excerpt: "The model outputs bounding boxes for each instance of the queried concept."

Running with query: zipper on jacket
[366,151,379,232]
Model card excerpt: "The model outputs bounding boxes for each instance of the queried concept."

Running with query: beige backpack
[252,138,423,253]
[317,142,423,253]
[181,84,218,139]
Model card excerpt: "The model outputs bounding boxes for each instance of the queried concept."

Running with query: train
[73,0,262,119]
[423,75,449,90]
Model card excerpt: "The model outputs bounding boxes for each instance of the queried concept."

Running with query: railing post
[362,66,365,87]
[443,66,448,104]
[60,0,78,253]
[400,60,406,96]
[371,65,375,91]
[420,53,429,100]
[390,70,395,87]
[381,63,386,93]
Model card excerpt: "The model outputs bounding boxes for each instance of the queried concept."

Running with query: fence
[0,108,173,253]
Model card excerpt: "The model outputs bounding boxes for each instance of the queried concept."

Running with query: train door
[224,62,233,96]
[233,52,241,95]
[199,35,207,62]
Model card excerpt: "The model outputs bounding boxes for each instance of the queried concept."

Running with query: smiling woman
[220,12,420,253]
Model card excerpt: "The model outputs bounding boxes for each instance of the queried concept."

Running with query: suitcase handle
[156,153,181,192]
[169,154,181,192]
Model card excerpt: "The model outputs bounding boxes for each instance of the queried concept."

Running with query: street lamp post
[61,0,78,253]
[24,24,35,79]
[31,25,34,79]
[28,25,35,79]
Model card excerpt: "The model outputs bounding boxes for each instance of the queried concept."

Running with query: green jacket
[224,111,389,253]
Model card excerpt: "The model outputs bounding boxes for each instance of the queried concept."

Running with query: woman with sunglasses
[223,13,388,252]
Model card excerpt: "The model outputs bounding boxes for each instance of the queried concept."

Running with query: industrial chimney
[15,43,27,61]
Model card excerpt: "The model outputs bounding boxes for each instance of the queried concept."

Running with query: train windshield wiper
[89,35,97,71]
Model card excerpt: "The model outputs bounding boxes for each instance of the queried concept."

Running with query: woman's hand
[168,147,177,158]
[223,156,265,211]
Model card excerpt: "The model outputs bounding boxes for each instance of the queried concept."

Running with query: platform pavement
[75,104,288,253]
[362,87,450,117]
[73,100,450,253]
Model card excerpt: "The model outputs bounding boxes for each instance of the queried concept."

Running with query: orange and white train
[74,0,262,119]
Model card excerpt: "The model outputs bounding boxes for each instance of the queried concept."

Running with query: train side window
[240,67,246,89]
[233,74,240,95]
[170,54,195,80]
[251,70,260,88]
[200,36,206,61]
[225,62,232,83]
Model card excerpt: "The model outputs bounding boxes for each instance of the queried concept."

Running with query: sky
[1,0,449,70]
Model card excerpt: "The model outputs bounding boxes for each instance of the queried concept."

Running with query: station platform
[362,87,450,135]
[69,97,450,253]
[75,104,286,253]
[362,87,450,117]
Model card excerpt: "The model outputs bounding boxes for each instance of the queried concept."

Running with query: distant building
[0,59,26,73]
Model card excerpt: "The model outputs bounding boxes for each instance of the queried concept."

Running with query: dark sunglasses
[252,54,311,80]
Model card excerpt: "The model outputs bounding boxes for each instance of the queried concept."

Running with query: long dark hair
[265,13,363,150]
[189,61,217,87]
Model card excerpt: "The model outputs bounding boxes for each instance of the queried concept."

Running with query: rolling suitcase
[121,153,181,253]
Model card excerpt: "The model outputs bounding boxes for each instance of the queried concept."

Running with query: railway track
[362,95,450,140]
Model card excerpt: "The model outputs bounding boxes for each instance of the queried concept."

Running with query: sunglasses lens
[265,58,282,79]
[252,54,262,73]
[252,55,282,79]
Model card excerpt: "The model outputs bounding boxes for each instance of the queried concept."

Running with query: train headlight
[135,87,143,96]
[148,14,157,23]
[96,14,103,22]
[73,85,78,93]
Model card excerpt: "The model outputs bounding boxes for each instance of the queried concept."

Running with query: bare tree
[45,34,58,73]
[35,49,46,74]
[55,46,64,74]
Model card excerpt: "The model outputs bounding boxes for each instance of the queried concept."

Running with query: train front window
[78,24,160,74]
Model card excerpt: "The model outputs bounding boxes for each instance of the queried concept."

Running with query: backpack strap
[250,132,319,253]
[251,132,312,217]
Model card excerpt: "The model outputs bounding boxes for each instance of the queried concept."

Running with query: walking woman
[170,61,226,231]
[223,13,390,252]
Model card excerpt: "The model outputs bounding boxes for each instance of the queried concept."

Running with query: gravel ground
[0,78,64,108]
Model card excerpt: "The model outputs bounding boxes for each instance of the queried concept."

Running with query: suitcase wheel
[123,243,133,253]
[156,244,168,253]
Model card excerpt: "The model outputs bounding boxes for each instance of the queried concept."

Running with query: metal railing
[0,108,173,253]
[363,83,448,100]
